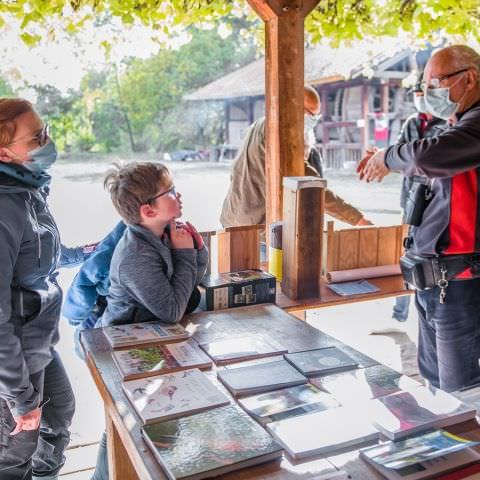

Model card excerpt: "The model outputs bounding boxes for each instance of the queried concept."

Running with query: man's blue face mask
[23,139,58,173]
[423,73,466,120]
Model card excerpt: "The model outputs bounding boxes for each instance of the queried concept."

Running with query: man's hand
[170,220,194,249]
[356,217,373,226]
[357,149,390,182]
[11,407,41,436]
[183,222,204,250]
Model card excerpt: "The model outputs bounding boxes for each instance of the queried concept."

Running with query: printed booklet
[266,405,379,459]
[113,341,212,380]
[359,429,480,470]
[142,404,283,480]
[361,447,480,480]
[284,347,359,376]
[217,359,307,397]
[199,335,287,365]
[311,364,422,404]
[104,322,189,348]
[368,386,476,441]
[238,383,340,425]
[123,369,230,424]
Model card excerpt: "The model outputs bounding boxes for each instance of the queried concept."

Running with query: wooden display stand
[217,225,263,273]
[281,177,326,299]
[324,221,407,276]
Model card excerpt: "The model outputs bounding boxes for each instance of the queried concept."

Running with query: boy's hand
[170,220,194,249]
[184,222,204,250]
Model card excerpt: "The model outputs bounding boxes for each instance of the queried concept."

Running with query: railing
[320,143,363,169]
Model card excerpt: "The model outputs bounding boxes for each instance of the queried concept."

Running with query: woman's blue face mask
[23,139,58,173]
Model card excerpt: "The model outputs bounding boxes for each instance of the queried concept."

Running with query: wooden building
[186,43,433,168]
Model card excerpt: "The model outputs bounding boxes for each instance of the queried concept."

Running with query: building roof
[185,41,415,102]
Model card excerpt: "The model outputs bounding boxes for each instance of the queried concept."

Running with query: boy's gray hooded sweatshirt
[100,224,208,326]
[0,174,62,416]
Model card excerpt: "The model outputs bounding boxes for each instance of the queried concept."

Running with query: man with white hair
[358,45,480,392]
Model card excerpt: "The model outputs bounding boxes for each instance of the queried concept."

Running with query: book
[122,369,230,424]
[284,347,359,376]
[359,429,480,470]
[104,322,189,348]
[311,364,422,404]
[361,447,480,480]
[199,336,287,365]
[112,341,212,380]
[200,269,276,310]
[141,404,283,480]
[217,359,307,398]
[327,280,379,296]
[368,386,477,441]
[238,383,341,425]
[266,405,379,459]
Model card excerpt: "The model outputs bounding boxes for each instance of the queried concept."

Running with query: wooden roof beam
[247,0,321,230]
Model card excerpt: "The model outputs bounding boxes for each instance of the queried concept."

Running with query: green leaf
[20,32,42,46]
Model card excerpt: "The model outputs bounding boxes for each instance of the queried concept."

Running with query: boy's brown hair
[0,98,34,147]
[104,162,172,224]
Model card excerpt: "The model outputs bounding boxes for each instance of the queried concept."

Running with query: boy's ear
[139,204,157,220]
[0,148,13,163]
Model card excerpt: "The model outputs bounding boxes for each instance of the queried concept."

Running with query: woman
[0,98,75,480]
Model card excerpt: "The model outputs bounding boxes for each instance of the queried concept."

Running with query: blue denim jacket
[62,221,126,330]
[60,244,95,268]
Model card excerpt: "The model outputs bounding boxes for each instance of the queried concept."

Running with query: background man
[358,45,480,392]
[221,85,372,229]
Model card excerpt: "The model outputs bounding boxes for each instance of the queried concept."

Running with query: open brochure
[360,429,480,470]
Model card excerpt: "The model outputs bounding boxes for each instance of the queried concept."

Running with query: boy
[100,162,208,326]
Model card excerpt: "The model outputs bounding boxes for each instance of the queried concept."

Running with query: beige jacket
[220,117,364,228]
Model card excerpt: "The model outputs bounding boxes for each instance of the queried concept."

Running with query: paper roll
[326,264,401,283]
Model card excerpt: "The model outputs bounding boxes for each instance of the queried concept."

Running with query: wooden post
[361,82,370,152]
[281,176,326,299]
[247,0,321,232]
[224,100,231,145]
[381,81,390,114]
[217,225,262,273]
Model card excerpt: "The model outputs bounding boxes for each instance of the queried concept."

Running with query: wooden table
[82,304,479,480]
[276,274,412,319]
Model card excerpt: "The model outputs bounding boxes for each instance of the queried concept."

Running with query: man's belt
[399,253,480,303]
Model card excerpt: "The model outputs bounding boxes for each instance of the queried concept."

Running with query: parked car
[163,149,204,162]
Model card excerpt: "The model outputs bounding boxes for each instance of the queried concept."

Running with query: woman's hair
[104,162,172,224]
[0,98,34,147]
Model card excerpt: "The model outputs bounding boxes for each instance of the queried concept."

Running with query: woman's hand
[11,407,41,436]
[170,220,194,249]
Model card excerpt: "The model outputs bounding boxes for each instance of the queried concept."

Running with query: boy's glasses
[147,186,176,204]
[7,124,50,147]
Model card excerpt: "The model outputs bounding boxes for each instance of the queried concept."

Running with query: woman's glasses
[7,124,50,147]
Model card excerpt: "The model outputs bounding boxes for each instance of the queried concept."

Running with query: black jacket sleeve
[385,106,480,179]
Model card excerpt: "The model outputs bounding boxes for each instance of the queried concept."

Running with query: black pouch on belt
[400,253,480,290]
[399,254,436,290]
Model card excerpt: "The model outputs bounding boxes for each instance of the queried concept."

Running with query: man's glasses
[421,68,470,90]
[146,185,176,204]
[7,124,50,148]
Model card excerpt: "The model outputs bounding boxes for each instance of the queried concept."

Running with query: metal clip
[437,263,448,304]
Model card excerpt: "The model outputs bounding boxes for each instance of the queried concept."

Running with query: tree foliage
[7,26,256,154]
[1,0,480,46]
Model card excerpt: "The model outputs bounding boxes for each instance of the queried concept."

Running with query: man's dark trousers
[0,350,75,479]
[416,277,480,392]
